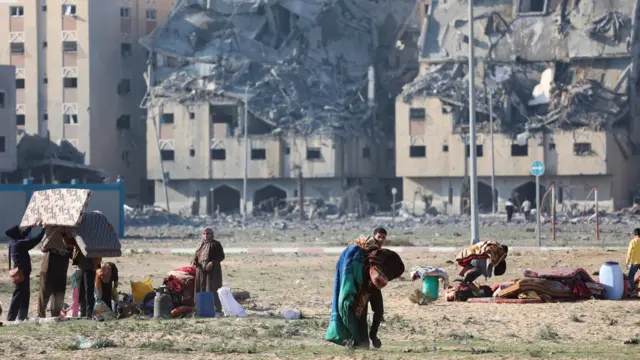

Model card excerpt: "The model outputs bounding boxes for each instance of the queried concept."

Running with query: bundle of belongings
[448,268,605,303]
[162,265,196,307]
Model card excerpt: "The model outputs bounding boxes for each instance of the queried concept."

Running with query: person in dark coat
[6,221,45,321]
[37,230,74,318]
[192,228,225,314]
[72,245,101,318]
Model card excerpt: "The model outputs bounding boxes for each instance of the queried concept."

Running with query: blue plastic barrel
[599,261,624,300]
[421,276,439,300]
[195,292,216,317]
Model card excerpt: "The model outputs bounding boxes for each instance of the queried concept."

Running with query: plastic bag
[130,278,154,303]
[217,286,247,318]
[94,300,115,320]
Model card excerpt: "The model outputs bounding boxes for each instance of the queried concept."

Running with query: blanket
[523,268,603,299]
[456,241,507,266]
[409,266,450,290]
[497,278,573,299]
[163,265,196,306]
[325,245,365,346]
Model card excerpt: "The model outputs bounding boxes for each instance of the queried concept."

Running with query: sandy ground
[1,247,639,359]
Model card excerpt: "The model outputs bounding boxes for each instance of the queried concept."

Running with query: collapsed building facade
[141,0,420,214]
[397,0,640,215]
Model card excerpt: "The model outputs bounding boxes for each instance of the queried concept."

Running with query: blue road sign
[530,160,545,177]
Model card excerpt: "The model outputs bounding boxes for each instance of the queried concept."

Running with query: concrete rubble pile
[400,0,634,136]
[401,61,630,135]
[140,0,420,137]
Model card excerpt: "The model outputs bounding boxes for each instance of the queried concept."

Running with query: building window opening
[409,145,426,158]
[63,77,78,88]
[518,0,546,13]
[64,114,78,124]
[511,144,528,157]
[466,144,484,157]
[573,142,593,156]
[62,4,77,16]
[211,149,226,160]
[10,6,24,17]
[306,148,322,160]
[251,148,266,160]
[409,107,426,120]
[160,149,174,161]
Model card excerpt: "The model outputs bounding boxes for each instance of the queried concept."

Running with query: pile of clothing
[491,268,605,301]
[446,268,605,303]
[163,265,196,307]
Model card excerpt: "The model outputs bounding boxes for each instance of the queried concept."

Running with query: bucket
[599,261,624,300]
[421,276,439,300]
[195,292,216,318]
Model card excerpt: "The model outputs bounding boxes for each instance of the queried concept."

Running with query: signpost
[530,160,545,247]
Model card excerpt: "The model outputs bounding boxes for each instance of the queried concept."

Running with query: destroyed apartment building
[140,0,420,215]
[397,0,640,215]
[0,66,103,185]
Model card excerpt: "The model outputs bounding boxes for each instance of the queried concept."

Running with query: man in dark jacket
[37,230,74,318]
[6,221,45,321]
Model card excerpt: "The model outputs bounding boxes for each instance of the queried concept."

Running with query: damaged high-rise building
[0,0,175,200]
[141,0,421,214]
[397,0,640,215]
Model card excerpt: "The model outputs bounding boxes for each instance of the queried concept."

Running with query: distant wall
[0,180,125,241]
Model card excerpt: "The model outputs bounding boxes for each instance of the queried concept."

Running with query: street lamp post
[468,0,480,244]
[488,87,496,215]
[242,85,249,226]
[209,187,214,216]
[391,187,397,223]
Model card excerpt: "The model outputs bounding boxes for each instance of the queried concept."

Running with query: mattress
[21,189,91,227]
[498,278,573,299]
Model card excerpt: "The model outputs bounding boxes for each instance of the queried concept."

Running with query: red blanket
[162,265,196,306]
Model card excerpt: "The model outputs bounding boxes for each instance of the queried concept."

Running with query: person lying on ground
[349,227,387,253]
[6,219,45,321]
[326,245,405,349]
[37,228,74,318]
[626,228,640,297]
[456,240,508,284]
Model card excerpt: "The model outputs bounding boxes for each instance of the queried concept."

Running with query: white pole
[243,85,249,225]
[489,87,495,215]
[154,108,170,213]
[147,54,171,213]
[535,175,541,247]
[468,1,480,244]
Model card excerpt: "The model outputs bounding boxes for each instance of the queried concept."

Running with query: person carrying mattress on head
[456,240,508,284]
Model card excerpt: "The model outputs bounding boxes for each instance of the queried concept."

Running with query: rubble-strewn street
[123,205,640,247]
